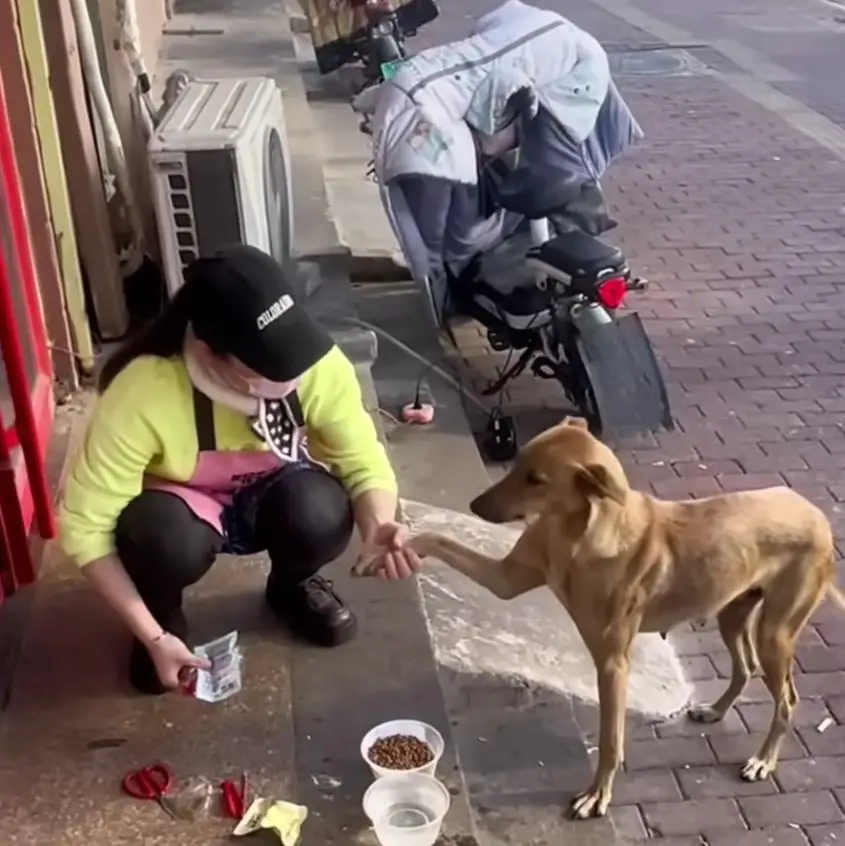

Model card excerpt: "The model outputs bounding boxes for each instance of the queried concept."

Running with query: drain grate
[604,42,746,77]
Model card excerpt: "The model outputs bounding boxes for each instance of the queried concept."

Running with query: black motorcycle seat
[530,231,624,278]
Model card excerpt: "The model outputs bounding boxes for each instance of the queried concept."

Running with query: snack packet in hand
[182,631,243,703]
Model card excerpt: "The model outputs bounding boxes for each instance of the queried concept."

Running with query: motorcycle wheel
[561,333,602,435]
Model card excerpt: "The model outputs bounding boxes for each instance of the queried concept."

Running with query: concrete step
[284,5,408,277]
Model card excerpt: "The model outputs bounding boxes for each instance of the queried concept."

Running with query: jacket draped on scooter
[364,0,642,319]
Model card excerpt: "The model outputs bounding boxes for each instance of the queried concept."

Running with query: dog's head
[470,416,630,526]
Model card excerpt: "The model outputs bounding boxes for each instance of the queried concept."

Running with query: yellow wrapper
[232,797,309,845]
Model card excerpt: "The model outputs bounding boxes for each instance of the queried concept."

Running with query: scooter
[352,0,408,84]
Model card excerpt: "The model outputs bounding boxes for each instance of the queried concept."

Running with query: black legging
[114,466,355,627]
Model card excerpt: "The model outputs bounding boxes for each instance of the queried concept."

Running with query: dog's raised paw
[569,789,610,820]
[741,756,774,782]
[687,704,723,724]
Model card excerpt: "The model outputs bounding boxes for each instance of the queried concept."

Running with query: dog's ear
[562,416,590,431]
[575,463,627,505]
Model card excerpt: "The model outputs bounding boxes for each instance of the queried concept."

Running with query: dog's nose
[469,493,487,519]
[470,492,503,524]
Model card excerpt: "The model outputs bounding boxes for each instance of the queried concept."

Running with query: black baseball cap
[185,245,334,382]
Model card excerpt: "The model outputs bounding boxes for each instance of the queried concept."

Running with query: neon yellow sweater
[59,345,397,567]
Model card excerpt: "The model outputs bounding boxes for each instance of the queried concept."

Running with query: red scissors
[122,763,177,820]
[220,771,249,820]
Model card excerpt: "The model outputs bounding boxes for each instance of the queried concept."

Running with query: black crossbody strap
[192,388,217,452]
[286,391,305,427]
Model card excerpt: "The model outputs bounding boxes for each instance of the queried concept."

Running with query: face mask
[245,378,299,400]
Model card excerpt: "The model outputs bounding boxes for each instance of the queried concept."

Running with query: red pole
[0,70,56,539]
[0,407,33,589]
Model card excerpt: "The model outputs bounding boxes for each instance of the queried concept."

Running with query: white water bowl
[363,773,451,846]
[361,719,445,779]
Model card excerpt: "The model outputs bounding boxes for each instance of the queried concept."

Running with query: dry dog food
[368,734,434,770]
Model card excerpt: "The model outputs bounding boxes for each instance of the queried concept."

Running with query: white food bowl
[360,719,445,779]
[363,772,451,846]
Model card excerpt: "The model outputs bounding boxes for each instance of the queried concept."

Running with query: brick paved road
[442,11,845,844]
[597,73,845,844]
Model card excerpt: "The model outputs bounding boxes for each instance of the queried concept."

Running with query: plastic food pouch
[232,797,309,845]
[181,631,243,703]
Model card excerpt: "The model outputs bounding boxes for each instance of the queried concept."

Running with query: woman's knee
[115,491,222,589]
[256,467,354,567]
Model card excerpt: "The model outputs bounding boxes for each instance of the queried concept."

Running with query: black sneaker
[128,608,189,696]
[265,574,358,647]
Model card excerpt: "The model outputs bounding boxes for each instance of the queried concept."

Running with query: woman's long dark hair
[98,277,198,393]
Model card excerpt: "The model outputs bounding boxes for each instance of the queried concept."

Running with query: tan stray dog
[354,417,845,819]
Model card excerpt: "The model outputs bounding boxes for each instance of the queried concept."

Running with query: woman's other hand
[358,520,423,579]
[147,633,210,690]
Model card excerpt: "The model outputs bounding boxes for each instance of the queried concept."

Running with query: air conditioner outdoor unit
[148,76,294,297]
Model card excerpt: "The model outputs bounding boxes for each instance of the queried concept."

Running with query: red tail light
[596,277,628,310]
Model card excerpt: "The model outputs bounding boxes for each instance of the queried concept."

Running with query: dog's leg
[742,615,799,781]
[740,606,761,675]
[689,591,761,724]
[405,532,546,600]
[570,623,637,820]
[742,577,824,781]
[787,670,799,711]
[741,543,834,782]
[570,652,630,819]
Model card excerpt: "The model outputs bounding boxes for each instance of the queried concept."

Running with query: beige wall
[95,0,170,257]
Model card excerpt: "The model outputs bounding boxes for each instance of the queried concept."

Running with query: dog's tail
[828,584,845,610]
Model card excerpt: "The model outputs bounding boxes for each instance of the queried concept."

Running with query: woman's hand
[147,633,210,690]
[359,520,423,580]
